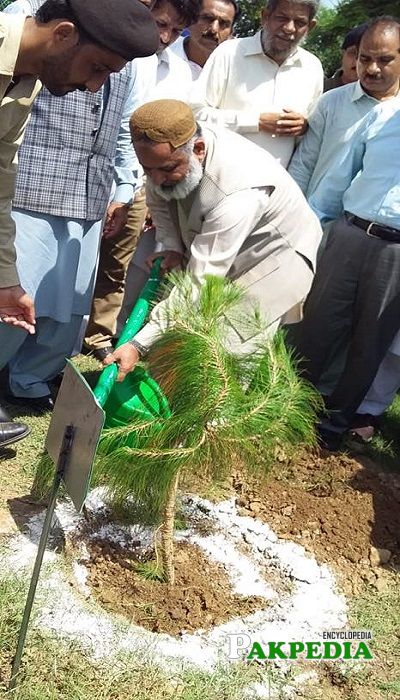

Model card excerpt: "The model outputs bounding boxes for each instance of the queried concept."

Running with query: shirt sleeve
[308,118,368,223]
[288,96,327,194]
[0,117,30,287]
[1,3,38,287]
[189,48,260,134]
[113,62,142,204]
[306,60,324,115]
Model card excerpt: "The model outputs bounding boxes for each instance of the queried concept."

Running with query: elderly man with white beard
[103,99,323,380]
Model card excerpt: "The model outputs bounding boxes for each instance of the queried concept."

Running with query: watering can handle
[93,258,163,407]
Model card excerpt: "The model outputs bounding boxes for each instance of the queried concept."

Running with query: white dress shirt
[133,45,195,183]
[170,35,203,82]
[190,30,323,167]
[134,46,194,103]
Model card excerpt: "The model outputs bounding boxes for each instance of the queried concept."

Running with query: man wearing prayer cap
[0,0,158,447]
[83,0,201,361]
[104,99,323,381]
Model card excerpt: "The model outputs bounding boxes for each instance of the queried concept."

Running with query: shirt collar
[243,31,265,56]
[0,14,27,76]
[158,48,171,66]
[244,30,302,67]
[351,80,379,103]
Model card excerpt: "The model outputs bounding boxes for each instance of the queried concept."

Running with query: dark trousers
[293,216,400,431]
[84,188,147,349]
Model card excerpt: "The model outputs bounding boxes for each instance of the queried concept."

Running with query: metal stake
[9,424,75,692]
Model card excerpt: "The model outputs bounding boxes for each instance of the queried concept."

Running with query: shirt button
[92,104,100,113]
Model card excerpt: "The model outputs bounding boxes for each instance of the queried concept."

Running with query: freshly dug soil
[85,540,267,635]
[235,449,400,595]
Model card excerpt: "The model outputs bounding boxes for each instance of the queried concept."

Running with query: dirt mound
[235,449,400,594]
[85,540,267,635]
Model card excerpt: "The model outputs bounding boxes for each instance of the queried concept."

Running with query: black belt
[345,212,400,243]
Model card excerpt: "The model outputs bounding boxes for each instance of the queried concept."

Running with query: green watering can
[92,258,171,427]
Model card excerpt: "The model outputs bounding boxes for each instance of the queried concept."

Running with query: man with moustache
[111,0,319,348]
[102,100,323,381]
[190,0,323,167]
[83,0,200,363]
[0,0,158,446]
[289,17,400,200]
[111,0,238,337]
[288,16,400,446]
[170,0,238,82]
[291,100,400,450]
[324,23,367,92]
[135,0,200,101]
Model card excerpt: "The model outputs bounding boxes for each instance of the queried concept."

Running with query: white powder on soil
[2,489,347,690]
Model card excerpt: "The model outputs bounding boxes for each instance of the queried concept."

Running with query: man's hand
[276,109,308,136]
[259,110,308,137]
[144,209,153,230]
[0,285,35,334]
[103,343,140,382]
[146,250,183,272]
[102,202,130,239]
[259,112,282,134]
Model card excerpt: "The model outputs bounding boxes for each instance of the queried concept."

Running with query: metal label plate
[45,360,105,512]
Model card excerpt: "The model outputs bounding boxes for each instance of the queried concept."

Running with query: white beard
[148,154,203,201]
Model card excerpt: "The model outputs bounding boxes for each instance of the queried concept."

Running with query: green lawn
[1,359,399,699]
[364,394,400,471]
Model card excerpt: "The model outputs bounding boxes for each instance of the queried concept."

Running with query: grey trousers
[0,315,83,398]
[293,216,400,431]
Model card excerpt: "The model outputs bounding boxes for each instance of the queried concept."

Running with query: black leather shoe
[0,421,30,447]
[317,426,343,452]
[49,373,64,389]
[6,394,54,414]
[81,344,114,362]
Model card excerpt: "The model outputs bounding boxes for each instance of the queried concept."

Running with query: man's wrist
[128,338,149,359]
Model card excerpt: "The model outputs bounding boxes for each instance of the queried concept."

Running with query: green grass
[1,358,400,699]
[3,362,400,509]
[355,394,400,472]
[351,579,400,667]
[0,356,101,506]
[0,571,277,700]
[299,577,400,700]
[0,407,50,508]
[328,578,400,700]
[134,560,165,582]
[378,681,400,696]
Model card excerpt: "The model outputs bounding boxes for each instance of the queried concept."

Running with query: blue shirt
[289,81,382,197]
[308,100,400,228]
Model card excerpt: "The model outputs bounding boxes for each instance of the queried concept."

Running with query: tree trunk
[161,470,180,585]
